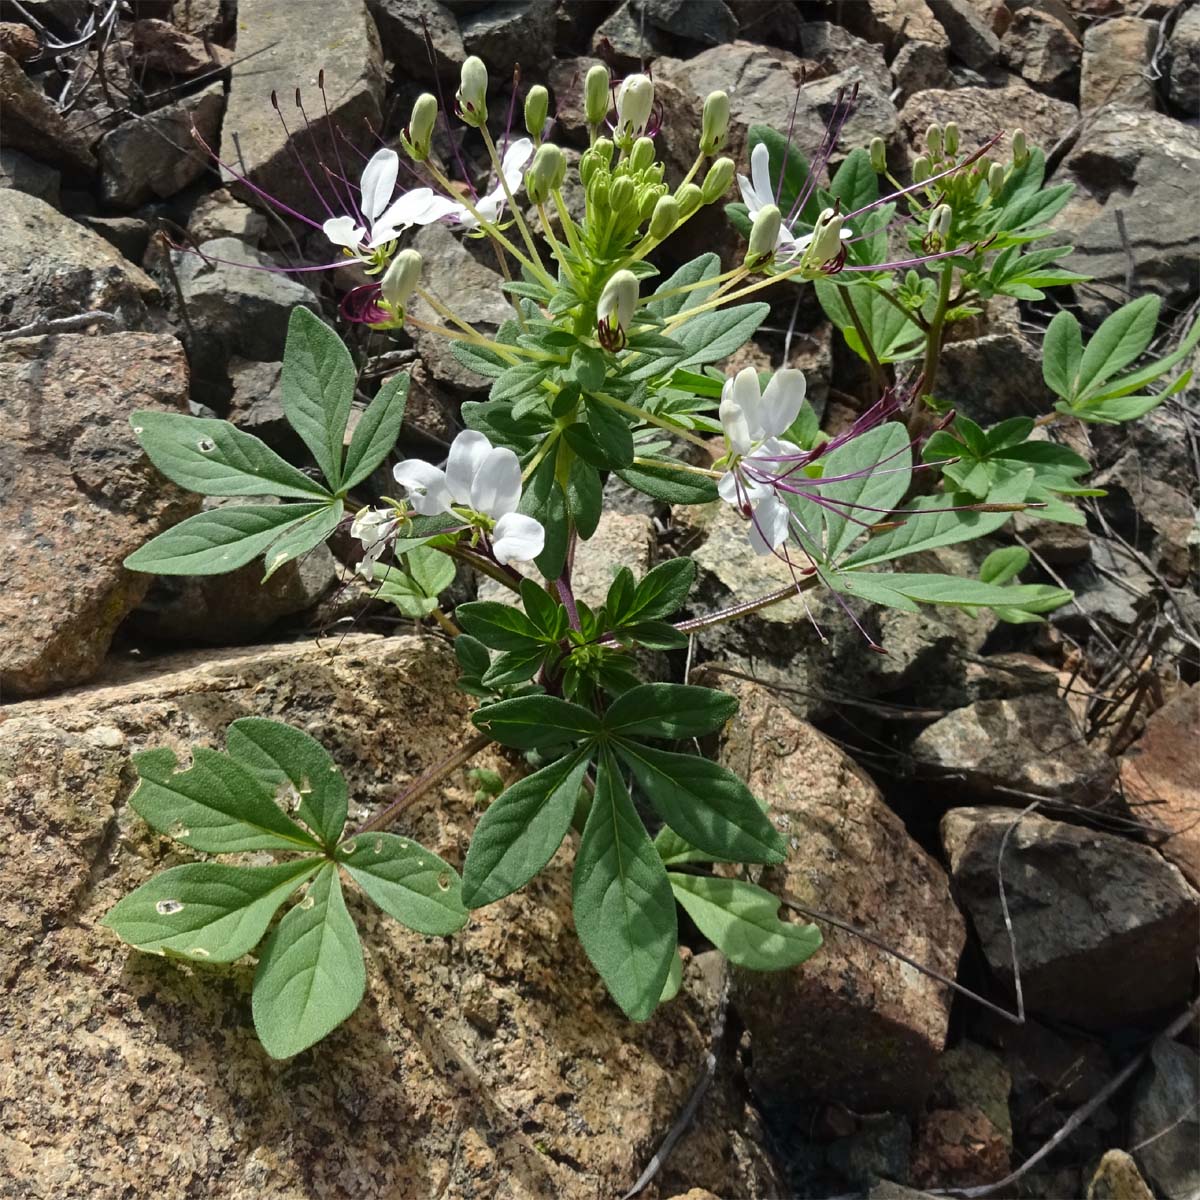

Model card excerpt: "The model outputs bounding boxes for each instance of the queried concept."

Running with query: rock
[898,85,1077,162]
[1167,6,1200,114]
[913,693,1117,804]
[98,83,224,208]
[0,51,96,175]
[797,21,892,90]
[225,358,304,457]
[0,191,158,331]
[936,332,1051,422]
[828,1114,913,1187]
[722,679,966,1111]
[0,333,197,697]
[1088,1149,1155,1200]
[891,40,953,101]
[368,0,464,80]
[1060,106,1200,321]
[171,237,319,372]
[1053,536,1154,632]
[408,222,514,393]
[1080,17,1157,111]
[1131,1038,1200,1200]
[799,65,900,157]
[0,146,60,205]
[592,1,674,70]
[941,806,1200,1027]
[399,358,458,446]
[170,0,231,42]
[131,17,230,76]
[643,0,737,47]
[1002,8,1081,99]
[927,0,1003,68]
[0,20,39,61]
[1120,686,1200,889]
[1013,510,1091,564]
[188,187,269,244]
[221,0,384,217]
[460,0,556,72]
[77,215,151,263]
[0,634,785,1199]
[839,0,950,56]
[548,55,605,144]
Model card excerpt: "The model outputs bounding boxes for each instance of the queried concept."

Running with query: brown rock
[1120,685,1200,889]
[0,21,39,61]
[548,55,606,146]
[1087,1149,1154,1200]
[1080,17,1157,111]
[1002,8,1082,99]
[838,0,950,54]
[0,333,197,697]
[0,634,784,1199]
[891,39,952,101]
[721,679,966,1111]
[911,1108,1009,1188]
[927,0,1003,68]
[131,18,231,76]
[0,51,96,175]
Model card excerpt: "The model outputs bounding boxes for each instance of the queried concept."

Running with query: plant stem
[910,262,954,440]
[674,578,819,633]
[597,391,713,451]
[480,126,551,283]
[838,283,886,394]
[443,542,524,592]
[431,608,460,637]
[354,731,494,836]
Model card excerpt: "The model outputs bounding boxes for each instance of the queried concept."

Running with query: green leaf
[829,148,878,215]
[338,833,467,936]
[1074,295,1160,398]
[654,825,721,866]
[567,457,603,540]
[674,303,770,368]
[130,746,323,853]
[979,546,1029,585]
[1066,393,1170,424]
[261,500,344,581]
[520,449,569,580]
[454,634,491,677]
[628,557,697,621]
[341,373,409,492]
[646,254,721,320]
[451,339,511,379]
[617,460,718,504]
[124,503,330,576]
[461,750,592,907]
[519,578,566,638]
[660,950,683,1003]
[252,864,365,1058]
[456,601,542,651]
[831,570,1071,616]
[585,397,635,468]
[472,694,602,749]
[615,740,785,864]
[668,874,821,971]
[572,346,608,391]
[279,307,356,492]
[604,684,737,739]
[131,412,331,500]
[1078,315,1200,402]
[481,647,546,687]
[572,748,677,1021]
[225,718,348,848]
[373,545,455,618]
[103,859,320,962]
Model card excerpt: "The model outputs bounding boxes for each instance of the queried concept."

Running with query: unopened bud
[526,142,566,204]
[457,56,488,127]
[524,85,549,143]
[700,90,729,155]
[809,207,844,264]
[926,122,942,158]
[609,175,636,214]
[676,182,702,218]
[629,135,655,174]
[585,64,610,130]
[746,204,782,267]
[869,136,887,173]
[701,156,734,204]
[404,92,437,162]
[381,248,421,313]
[912,155,931,184]
[1011,128,1027,164]
[988,161,1006,194]
[648,194,680,240]
[615,73,654,143]
[598,269,638,338]
[944,121,959,156]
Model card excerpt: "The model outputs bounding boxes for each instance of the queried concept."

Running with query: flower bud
[701,156,734,203]
[912,155,931,183]
[988,161,1006,194]
[648,194,680,240]
[404,92,437,161]
[676,182,702,218]
[928,204,952,239]
[700,90,729,155]
[869,136,887,173]
[609,174,636,214]
[629,135,655,174]
[809,207,844,264]
[457,56,488,127]
[598,269,638,340]
[381,248,421,313]
[926,122,942,158]
[615,73,654,143]
[526,142,566,204]
[638,184,664,220]
[590,136,614,169]
[524,85,549,143]
[943,121,959,156]
[585,64,610,130]
[746,203,781,267]
[586,170,610,210]
[1011,128,1028,164]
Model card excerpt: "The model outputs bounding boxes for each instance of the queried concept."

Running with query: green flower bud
[869,136,887,173]
[524,85,549,143]
[701,156,734,204]
[526,142,566,204]
[404,92,437,162]
[808,207,844,265]
[629,136,655,174]
[746,203,782,267]
[609,174,636,215]
[912,155,931,184]
[457,56,488,127]
[944,121,959,156]
[381,248,421,314]
[638,184,664,221]
[988,161,1006,195]
[591,137,614,168]
[1011,128,1028,165]
[926,122,942,158]
[585,64,610,130]
[676,182,702,218]
[587,171,610,210]
[597,269,638,341]
[648,194,680,240]
[928,203,952,238]
[616,73,654,143]
[700,89,729,156]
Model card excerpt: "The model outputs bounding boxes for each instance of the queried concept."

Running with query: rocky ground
[1,0,1199,1198]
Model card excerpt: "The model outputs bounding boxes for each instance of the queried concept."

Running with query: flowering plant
[107,60,1196,1056]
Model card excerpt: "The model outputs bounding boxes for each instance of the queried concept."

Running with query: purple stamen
[272,89,338,222]
[314,70,367,225]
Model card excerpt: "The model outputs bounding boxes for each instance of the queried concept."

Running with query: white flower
[392,430,545,565]
[350,506,399,579]
[322,149,458,261]
[716,366,807,556]
[449,138,534,231]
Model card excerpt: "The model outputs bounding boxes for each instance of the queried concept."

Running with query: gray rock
[188,187,269,245]
[0,146,60,206]
[460,0,556,72]
[1060,106,1200,322]
[937,332,1051,422]
[828,1115,913,1187]
[913,693,1117,803]
[592,1,675,70]
[1080,17,1157,112]
[548,55,606,145]
[726,0,803,51]
[0,191,158,332]
[1052,536,1155,632]
[642,0,737,47]
[130,17,232,76]
[838,0,950,55]
[941,806,1200,1027]
[1167,5,1200,115]
[221,0,384,218]
[797,22,892,92]
[368,0,463,80]
[225,358,305,458]
[0,333,197,697]
[0,51,96,176]
[891,40,953,102]
[76,215,151,263]
[1001,8,1081,99]
[927,0,1003,68]
[800,64,901,156]
[1131,1039,1200,1200]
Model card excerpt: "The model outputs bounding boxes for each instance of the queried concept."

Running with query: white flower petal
[392,459,452,515]
[501,137,534,187]
[360,149,399,223]
[747,493,790,556]
[719,397,753,457]
[470,446,522,518]
[750,141,773,209]
[717,470,740,505]
[445,430,493,505]
[323,215,366,250]
[492,512,544,565]
[730,366,767,443]
[736,171,759,213]
[370,189,456,244]
[758,368,807,439]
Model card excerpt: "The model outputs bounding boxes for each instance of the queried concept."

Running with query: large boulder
[0,50,96,175]
[718,678,966,1112]
[0,333,197,697]
[1079,17,1157,111]
[0,634,785,1199]
[942,807,1200,1028]
[1130,1038,1200,1200]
